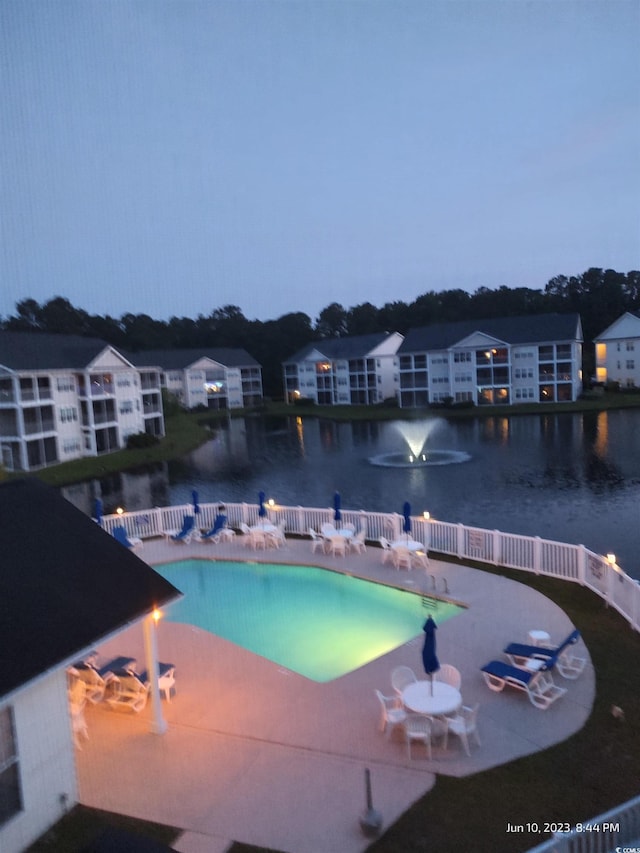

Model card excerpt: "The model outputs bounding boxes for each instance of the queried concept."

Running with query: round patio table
[402,680,462,716]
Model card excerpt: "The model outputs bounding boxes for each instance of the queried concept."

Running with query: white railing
[101,501,640,632]
[526,793,640,853]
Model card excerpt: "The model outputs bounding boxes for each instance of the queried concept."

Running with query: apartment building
[283,332,404,405]
[0,332,164,472]
[139,348,263,410]
[594,312,640,388]
[396,313,583,407]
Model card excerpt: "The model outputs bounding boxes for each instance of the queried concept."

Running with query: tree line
[2,267,639,398]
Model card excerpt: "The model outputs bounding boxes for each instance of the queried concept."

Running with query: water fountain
[368,419,471,468]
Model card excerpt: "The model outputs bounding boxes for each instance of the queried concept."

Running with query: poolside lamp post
[143,607,168,735]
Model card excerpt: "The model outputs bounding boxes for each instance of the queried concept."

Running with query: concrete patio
[75,534,595,853]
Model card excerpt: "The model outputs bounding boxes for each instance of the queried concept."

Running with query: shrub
[126,432,160,450]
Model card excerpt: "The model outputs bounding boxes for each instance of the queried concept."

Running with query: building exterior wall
[595,313,640,388]
[1,672,77,853]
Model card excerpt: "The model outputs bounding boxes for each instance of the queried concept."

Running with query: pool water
[153,559,463,682]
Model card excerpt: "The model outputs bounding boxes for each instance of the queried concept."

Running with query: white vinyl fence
[526,793,640,853]
[102,500,640,633]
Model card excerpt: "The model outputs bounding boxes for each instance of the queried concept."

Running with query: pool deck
[75,535,595,853]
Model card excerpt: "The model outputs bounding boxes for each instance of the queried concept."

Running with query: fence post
[457,523,465,559]
[578,545,586,586]
[534,536,542,574]
[493,530,501,565]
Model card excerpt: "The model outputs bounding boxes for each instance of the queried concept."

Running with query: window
[626,360,635,370]
[0,705,22,825]
[56,376,75,392]
[626,342,635,352]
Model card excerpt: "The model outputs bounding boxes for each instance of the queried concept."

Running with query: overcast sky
[2,0,639,325]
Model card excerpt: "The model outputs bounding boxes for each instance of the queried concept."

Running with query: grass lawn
[30,561,639,853]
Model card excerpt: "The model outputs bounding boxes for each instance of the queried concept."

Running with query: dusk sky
[2,0,639,325]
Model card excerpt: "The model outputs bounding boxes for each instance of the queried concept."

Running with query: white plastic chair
[308,529,325,553]
[393,546,413,572]
[350,529,367,554]
[391,665,417,699]
[404,714,432,759]
[379,537,394,565]
[374,689,407,738]
[436,663,462,690]
[328,535,347,558]
[446,704,481,756]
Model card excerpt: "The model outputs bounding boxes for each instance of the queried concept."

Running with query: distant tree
[121,313,169,350]
[6,298,44,331]
[377,300,412,333]
[346,302,381,336]
[39,297,93,335]
[316,302,348,338]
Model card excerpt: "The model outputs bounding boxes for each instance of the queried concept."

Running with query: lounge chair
[112,525,143,551]
[166,515,195,544]
[71,661,110,703]
[139,662,176,702]
[503,629,587,679]
[105,664,150,713]
[480,659,567,709]
[201,514,229,542]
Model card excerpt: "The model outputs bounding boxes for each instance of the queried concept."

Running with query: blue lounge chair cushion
[482,660,537,685]
[202,515,227,539]
[97,656,137,678]
[171,516,195,540]
[139,662,175,682]
[113,525,135,548]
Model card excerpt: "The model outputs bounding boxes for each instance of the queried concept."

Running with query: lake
[62,408,640,580]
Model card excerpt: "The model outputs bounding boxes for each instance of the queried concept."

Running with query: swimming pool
[153,559,463,682]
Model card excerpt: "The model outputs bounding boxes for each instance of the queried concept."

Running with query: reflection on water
[62,409,640,579]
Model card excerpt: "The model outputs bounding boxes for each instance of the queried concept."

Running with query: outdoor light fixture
[116,506,124,515]
[268,498,275,507]
[607,553,617,565]
[152,608,163,623]
[423,511,430,519]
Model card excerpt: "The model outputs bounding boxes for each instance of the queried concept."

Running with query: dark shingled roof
[398,313,582,352]
[0,331,115,370]
[128,347,260,369]
[284,332,391,363]
[0,479,181,700]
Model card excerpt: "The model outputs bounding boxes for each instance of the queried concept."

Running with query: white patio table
[402,680,462,717]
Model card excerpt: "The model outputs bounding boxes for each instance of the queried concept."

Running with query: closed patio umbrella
[333,491,342,527]
[402,501,411,541]
[258,491,267,524]
[192,490,200,516]
[94,498,103,526]
[422,615,440,695]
